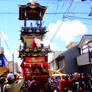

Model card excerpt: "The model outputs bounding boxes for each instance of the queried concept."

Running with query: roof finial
[30,0,36,4]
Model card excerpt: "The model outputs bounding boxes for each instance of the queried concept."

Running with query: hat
[0,77,8,86]
[7,73,15,80]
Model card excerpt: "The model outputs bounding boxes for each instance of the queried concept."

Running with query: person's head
[14,72,19,81]
[65,75,68,80]
[69,74,73,79]
[7,73,15,84]
[62,75,65,79]
[30,23,32,27]
[74,72,79,79]
[0,77,8,86]
[80,73,85,79]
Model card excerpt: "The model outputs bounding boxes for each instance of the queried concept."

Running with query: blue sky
[0,0,92,64]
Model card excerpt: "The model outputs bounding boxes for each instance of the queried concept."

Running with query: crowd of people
[0,72,92,92]
[48,72,92,92]
[0,73,24,92]
[0,73,42,92]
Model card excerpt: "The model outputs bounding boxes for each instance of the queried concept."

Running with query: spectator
[0,77,8,92]
[19,81,28,92]
[59,75,69,92]
[79,73,86,92]
[84,73,91,92]
[91,74,92,92]
[68,74,72,91]
[3,73,24,92]
[48,82,53,92]
[30,23,32,27]
[71,72,80,92]
[28,76,41,92]
[55,77,60,92]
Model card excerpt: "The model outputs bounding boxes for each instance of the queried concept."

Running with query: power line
[64,15,92,20]
[0,12,90,15]
[49,0,92,43]
[63,0,74,17]
[59,0,69,14]
[0,32,12,55]
[49,0,74,43]
[0,12,18,14]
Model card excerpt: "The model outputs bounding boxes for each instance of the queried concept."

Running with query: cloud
[42,39,57,51]
[0,31,8,40]
[48,20,87,44]
[48,20,63,41]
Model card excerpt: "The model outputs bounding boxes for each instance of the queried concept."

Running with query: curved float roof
[18,3,48,20]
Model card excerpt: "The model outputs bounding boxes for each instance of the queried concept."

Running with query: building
[49,35,92,74]
[57,43,79,74]
[77,35,92,73]
[8,61,19,73]
[49,51,63,70]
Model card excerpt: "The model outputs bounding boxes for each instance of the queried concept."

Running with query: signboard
[25,57,45,62]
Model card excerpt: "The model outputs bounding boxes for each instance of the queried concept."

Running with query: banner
[0,54,8,75]
[25,57,45,63]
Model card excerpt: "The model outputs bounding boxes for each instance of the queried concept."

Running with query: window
[81,41,92,54]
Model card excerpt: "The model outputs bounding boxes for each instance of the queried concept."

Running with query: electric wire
[67,0,90,18]
[67,0,78,17]
[0,32,12,55]
[63,0,74,18]
[49,0,92,43]
[48,0,92,51]
[56,0,59,9]
[43,0,65,41]
[0,0,91,53]
[49,0,60,22]
[62,0,68,10]
[0,12,90,15]
[65,15,92,20]
[49,0,74,43]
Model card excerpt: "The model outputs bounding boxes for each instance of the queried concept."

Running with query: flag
[0,54,8,75]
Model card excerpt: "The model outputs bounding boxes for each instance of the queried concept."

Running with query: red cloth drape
[32,40,37,48]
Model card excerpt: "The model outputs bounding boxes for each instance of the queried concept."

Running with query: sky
[0,0,92,65]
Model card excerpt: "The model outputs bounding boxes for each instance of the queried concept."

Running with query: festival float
[18,0,50,91]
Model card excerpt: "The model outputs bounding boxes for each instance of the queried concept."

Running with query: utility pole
[12,53,14,73]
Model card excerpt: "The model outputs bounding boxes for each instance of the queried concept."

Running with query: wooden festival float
[18,0,50,91]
